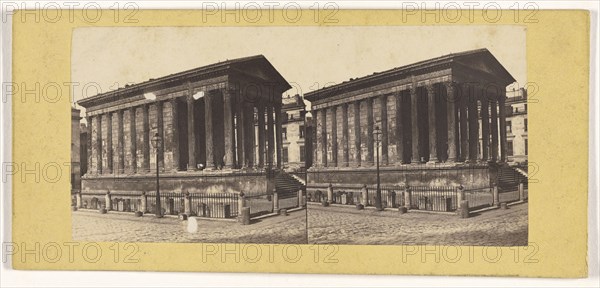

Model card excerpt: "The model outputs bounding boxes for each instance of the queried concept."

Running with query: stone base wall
[82,170,271,196]
[307,163,500,190]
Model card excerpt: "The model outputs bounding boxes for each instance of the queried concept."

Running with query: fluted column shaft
[499,96,508,162]
[341,104,349,167]
[366,97,374,166]
[353,101,361,167]
[257,102,266,168]
[106,112,113,174]
[275,103,283,168]
[117,110,125,174]
[142,104,150,172]
[96,115,102,174]
[186,94,197,171]
[490,99,499,162]
[223,89,235,168]
[380,95,388,165]
[395,92,405,164]
[330,106,338,167]
[445,83,458,162]
[481,96,490,161]
[204,94,215,169]
[129,107,137,173]
[427,85,438,163]
[170,98,180,171]
[410,87,420,163]
[320,108,328,166]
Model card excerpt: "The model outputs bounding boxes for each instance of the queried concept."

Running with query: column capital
[425,84,436,94]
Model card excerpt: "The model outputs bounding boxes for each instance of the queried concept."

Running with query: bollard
[184,192,192,216]
[105,191,112,211]
[500,202,508,210]
[398,206,407,214]
[238,192,246,216]
[240,207,251,225]
[298,189,304,207]
[76,193,83,208]
[492,184,500,207]
[459,200,469,218]
[273,190,279,212]
[140,191,148,213]
[519,182,525,202]
[404,186,411,210]
[327,184,334,204]
[361,184,368,206]
[457,185,464,205]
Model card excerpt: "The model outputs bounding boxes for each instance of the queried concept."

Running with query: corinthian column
[380,94,388,165]
[204,93,215,169]
[117,110,125,174]
[445,82,458,163]
[410,87,420,164]
[353,101,361,167]
[341,103,349,167]
[186,94,197,171]
[222,89,235,169]
[426,85,438,163]
[330,105,338,167]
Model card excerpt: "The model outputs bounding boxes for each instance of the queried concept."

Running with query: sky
[72,25,526,119]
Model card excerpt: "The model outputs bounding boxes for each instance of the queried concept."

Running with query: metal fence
[463,187,494,210]
[308,185,458,212]
[408,186,457,212]
[189,193,239,219]
[80,193,107,210]
[146,192,185,216]
[245,194,273,217]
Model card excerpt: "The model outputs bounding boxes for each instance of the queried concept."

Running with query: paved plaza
[307,203,528,246]
[72,209,307,244]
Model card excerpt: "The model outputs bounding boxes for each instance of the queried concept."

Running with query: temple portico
[78,55,295,195]
[305,49,516,189]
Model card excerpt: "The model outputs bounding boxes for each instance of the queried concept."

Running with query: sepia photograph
[70,26,528,246]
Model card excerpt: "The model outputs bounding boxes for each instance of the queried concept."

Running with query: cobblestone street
[72,209,307,244]
[307,203,528,246]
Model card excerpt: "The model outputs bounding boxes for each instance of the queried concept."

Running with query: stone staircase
[274,169,306,198]
[497,165,528,192]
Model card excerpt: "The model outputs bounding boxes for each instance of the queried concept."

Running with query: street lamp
[151,132,163,218]
[373,123,383,211]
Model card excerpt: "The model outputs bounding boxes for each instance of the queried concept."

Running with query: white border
[1,1,598,287]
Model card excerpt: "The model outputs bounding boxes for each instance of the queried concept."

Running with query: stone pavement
[72,209,307,244]
[307,203,528,246]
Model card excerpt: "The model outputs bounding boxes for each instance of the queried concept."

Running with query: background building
[71,107,81,196]
[280,94,307,171]
[504,88,528,164]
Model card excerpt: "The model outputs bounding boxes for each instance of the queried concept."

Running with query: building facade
[504,88,528,164]
[77,55,293,196]
[304,49,515,190]
[279,94,307,171]
[71,107,81,195]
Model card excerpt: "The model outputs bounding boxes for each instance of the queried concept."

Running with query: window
[524,119,528,132]
[524,104,527,112]
[507,141,514,156]
[282,127,287,140]
[283,148,289,163]
[299,145,305,162]
[506,121,512,133]
[525,139,528,155]
[299,125,305,138]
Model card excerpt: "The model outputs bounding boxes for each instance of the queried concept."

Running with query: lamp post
[373,124,383,211]
[151,132,163,218]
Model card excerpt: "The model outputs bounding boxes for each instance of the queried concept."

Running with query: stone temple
[304,48,516,192]
[78,55,303,197]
